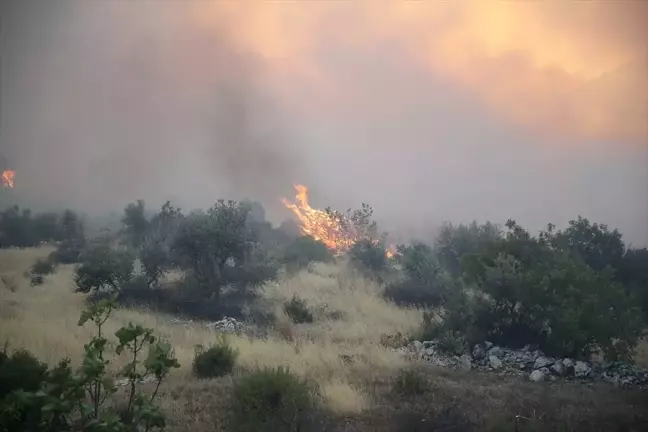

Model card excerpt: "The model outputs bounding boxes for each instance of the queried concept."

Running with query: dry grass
[2,248,647,431]
[0,248,420,416]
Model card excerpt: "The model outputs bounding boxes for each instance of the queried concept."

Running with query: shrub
[192,341,237,379]
[230,366,313,432]
[26,258,57,286]
[50,239,86,264]
[0,298,180,431]
[31,258,56,276]
[349,238,388,275]
[284,294,314,324]
[452,220,645,360]
[0,347,48,399]
[74,242,135,294]
[393,368,428,396]
[436,330,467,356]
[140,238,169,287]
[281,235,333,272]
[385,242,447,307]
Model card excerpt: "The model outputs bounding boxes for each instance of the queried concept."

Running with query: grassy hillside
[2,247,648,431]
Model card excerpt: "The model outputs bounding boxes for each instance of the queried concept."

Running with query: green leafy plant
[192,340,237,379]
[0,298,180,431]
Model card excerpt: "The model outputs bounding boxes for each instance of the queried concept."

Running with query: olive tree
[172,200,253,301]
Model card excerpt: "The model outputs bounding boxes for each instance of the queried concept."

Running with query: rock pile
[398,340,648,388]
[169,316,246,334]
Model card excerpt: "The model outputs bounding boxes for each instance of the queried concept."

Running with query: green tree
[32,212,61,243]
[458,220,644,360]
[435,221,502,277]
[122,199,149,249]
[282,235,333,271]
[172,200,253,301]
[385,242,447,306]
[548,216,626,272]
[74,242,135,294]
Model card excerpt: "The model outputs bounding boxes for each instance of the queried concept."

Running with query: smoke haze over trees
[0,0,646,246]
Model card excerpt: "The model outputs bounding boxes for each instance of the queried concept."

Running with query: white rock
[534,356,554,369]
[550,360,566,376]
[489,355,503,370]
[460,354,473,371]
[472,344,486,360]
[529,370,546,382]
[574,361,591,378]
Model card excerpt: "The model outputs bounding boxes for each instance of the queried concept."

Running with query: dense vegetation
[1,199,647,430]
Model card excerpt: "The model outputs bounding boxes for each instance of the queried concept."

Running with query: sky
[1,1,647,245]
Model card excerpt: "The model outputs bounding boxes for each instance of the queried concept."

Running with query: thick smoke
[0,1,302,220]
[1,1,646,245]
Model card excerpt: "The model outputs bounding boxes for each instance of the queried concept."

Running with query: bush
[284,294,314,324]
[230,366,313,432]
[385,242,447,307]
[192,341,237,379]
[0,348,48,399]
[348,238,388,276]
[393,368,428,396]
[74,242,135,294]
[0,298,180,431]
[31,258,56,276]
[140,238,169,287]
[450,221,645,360]
[50,239,86,264]
[26,258,57,286]
[281,235,333,272]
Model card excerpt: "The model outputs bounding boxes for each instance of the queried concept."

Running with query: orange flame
[1,170,15,188]
[282,183,397,257]
[281,184,354,252]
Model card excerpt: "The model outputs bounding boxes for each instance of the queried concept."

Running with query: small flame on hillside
[1,170,15,188]
[282,183,396,257]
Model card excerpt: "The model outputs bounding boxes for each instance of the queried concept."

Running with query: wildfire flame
[282,183,396,257]
[1,170,15,188]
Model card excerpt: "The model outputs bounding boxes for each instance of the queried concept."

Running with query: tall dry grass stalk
[0,248,421,413]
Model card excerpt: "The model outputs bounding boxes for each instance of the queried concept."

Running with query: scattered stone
[534,356,554,369]
[489,355,503,370]
[488,346,504,358]
[472,344,486,360]
[550,360,566,376]
[459,354,473,371]
[116,374,156,387]
[485,341,493,350]
[395,339,648,388]
[575,361,592,378]
[529,370,545,382]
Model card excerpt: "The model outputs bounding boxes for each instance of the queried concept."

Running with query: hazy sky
[1,1,647,245]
